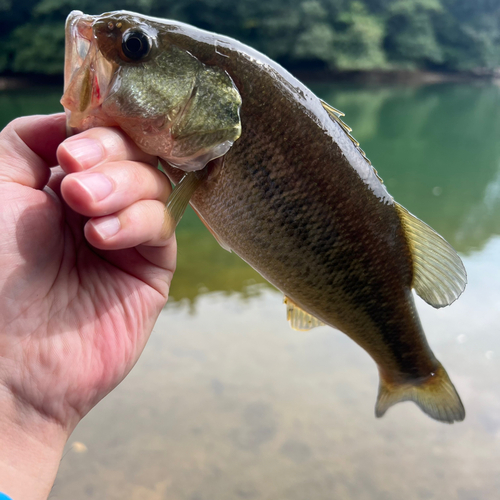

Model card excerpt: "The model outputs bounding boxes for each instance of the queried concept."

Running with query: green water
[2,82,500,500]
[313,82,500,255]
[1,83,499,302]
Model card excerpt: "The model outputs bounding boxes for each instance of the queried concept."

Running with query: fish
[61,10,467,423]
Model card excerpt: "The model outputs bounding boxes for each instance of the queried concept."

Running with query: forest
[1,0,499,76]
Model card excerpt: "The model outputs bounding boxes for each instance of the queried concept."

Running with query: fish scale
[170,97,425,373]
[61,10,467,423]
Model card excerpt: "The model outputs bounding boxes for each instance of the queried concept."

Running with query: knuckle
[91,128,127,154]
[128,163,147,189]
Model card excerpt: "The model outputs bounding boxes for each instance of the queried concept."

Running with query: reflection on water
[171,82,500,302]
[312,82,500,255]
[0,86,64,125]
[169,211,268,305]
[1,83,499,499]
[53,241,500,499]
[1,84,500,300]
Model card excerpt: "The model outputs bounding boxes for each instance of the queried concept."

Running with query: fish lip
[63,11,94,91]
[61,11,116,131]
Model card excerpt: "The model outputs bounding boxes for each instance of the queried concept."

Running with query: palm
[0,115,175,430]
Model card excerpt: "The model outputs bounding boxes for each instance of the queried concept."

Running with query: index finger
[57,127,159,174]
[0,113,67,189]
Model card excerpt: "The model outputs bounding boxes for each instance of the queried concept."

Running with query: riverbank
[1,68,498,92]
[294,68,500,86]
[0,74,63,91]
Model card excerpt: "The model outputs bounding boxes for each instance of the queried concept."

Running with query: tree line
[1,0,499,76]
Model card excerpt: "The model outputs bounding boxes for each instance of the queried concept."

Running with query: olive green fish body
[62,11,467,422]
[162,43,436,384]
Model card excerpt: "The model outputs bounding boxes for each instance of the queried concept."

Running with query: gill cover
[100,41,242,171]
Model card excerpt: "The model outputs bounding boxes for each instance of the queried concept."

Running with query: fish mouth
[61,11,116,131]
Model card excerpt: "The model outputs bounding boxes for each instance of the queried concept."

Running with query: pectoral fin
[168,65,242,171]
[163,171,204,239]
[395,203,467,308]
[284,296,325,331]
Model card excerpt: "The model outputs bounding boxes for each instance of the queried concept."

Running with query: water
[1,82,499,499]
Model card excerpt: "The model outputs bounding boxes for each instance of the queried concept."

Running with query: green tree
[334,1,387,70]
[1,0,499,76]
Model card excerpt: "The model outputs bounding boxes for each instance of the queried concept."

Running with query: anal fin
[375,362,465,423]
[284,296,325,331]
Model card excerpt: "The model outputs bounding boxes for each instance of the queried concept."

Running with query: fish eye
[122,30,151,61]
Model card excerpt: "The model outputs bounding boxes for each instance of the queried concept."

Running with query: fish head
[61,10,242,171]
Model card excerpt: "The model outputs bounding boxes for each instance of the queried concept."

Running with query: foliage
[1,0,499,75]
[334,1,387,70]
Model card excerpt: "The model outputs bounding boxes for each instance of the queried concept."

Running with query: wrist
[0,384,69,500]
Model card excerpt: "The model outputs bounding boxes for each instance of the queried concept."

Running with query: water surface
[1,82,499,499]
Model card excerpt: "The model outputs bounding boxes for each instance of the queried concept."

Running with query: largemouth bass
[61,10,467,423]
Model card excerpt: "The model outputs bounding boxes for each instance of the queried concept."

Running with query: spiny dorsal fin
[321,100,372,164]
[284,296,325,331]
[395,203,467,308]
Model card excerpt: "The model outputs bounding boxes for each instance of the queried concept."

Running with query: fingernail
[74,172,113,202]
[92,216,120,240]
[64,138,104,168]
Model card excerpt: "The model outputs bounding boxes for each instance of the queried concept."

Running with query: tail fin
[375,363,465,423]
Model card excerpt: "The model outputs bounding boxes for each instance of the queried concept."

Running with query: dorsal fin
[321,100,358,143]
[395,203,467,308]
[321,100,386,183]
[284,296,325,331]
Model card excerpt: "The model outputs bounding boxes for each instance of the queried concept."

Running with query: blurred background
[1,1,500,500]
[1,0,500,79]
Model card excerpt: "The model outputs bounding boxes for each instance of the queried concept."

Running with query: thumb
[0,114,67,189]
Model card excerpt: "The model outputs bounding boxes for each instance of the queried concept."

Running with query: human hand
[0,114,175,499]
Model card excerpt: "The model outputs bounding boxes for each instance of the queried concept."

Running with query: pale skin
[0,113,176,499]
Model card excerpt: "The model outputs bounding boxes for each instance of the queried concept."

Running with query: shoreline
[294,68,500,86]
[0,74,63,91]
[0,69,498,92]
